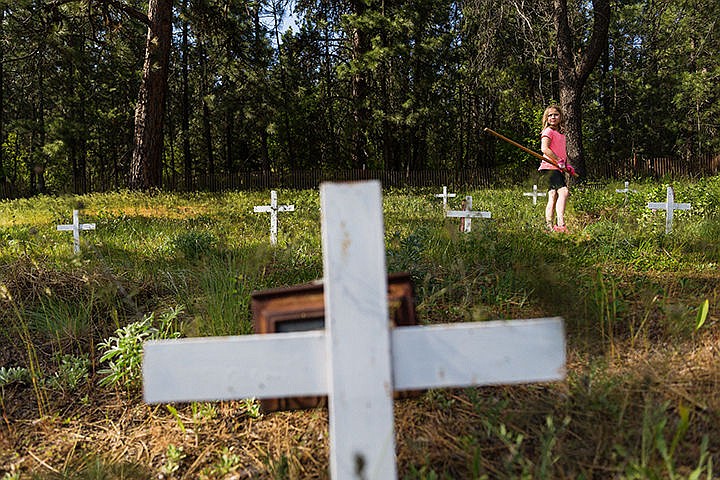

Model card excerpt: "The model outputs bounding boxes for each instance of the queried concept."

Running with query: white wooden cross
[434,185,456,209]
[647,186,691,234]
[523,184,547,205]
[143,181,565,480]
[57,209,96,254]
[253,190,295,245]
[445,195,491,232]
[616,181,637,195]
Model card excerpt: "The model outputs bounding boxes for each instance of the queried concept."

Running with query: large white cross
[253,190,295,245]
[523,184,547,205]
[434,185,456,209]
[57,209,96,254]
[143,181,565,479]
[445,195,491,232]
[647,186,691,233]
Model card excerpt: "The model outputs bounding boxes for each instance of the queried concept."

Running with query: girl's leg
[555,186,569,226]
[545,189,557,229]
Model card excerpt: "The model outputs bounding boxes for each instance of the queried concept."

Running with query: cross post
[445,196,491,232]
[434,185,456,209]
[616,181,637,195]
[57,209,96,254]
[143,181,565,480]
[253,190,295,245]
[647,186,691,233]
[523,184,547,205]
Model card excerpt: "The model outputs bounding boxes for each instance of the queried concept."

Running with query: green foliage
[615,400,714,479]
[97,306,183,390]
[160,444,186,476]
[1,0,719,191]
[0,366,31,388]
[200,447,243,479]
[46,354,90,393]
[170,231,218,260]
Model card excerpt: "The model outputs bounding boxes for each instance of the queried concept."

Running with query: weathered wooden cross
[434,185,456,209]
[523,184,547,205]
[647,186,691,234]
[253,190,295,245]
[144,181,565,479]
[445,195,492,232]
[57,209,96,254]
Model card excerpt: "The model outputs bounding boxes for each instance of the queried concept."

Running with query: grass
[0,179,718,478]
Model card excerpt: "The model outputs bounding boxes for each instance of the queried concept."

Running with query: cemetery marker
[434,185,456,209]
[57,209,96,254]
[144,180,565,480]
[445,195,491,232]
[647,186,691,233]
[253,190,295,245]
[616,181,637,195]
[523,184,547,205]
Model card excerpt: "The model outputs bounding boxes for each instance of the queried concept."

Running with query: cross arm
[143,317,565,404]
[446,211,492,219]
[392,317,565,390]
[143,331,327,403]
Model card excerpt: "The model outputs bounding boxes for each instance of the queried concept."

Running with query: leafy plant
[160,444,186,476]
[200,447,242,479]
[191,402,217,421]
[0,366,31,388]
[46,354,89,393]
[240,397,261,419]
[97,306,183,390]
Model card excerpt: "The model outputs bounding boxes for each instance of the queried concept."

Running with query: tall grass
[0,178,718,478]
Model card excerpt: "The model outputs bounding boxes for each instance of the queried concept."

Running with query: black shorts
[541,170,567,191]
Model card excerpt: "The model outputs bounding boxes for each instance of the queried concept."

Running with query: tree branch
[577,0,610,84]
[95,0,150,27]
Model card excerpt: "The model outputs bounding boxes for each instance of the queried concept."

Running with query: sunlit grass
[0,179,718,478]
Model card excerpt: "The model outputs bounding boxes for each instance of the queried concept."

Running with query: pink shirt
[538,127,567,171]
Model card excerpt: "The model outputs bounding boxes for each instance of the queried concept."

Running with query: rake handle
[483,127,578,177]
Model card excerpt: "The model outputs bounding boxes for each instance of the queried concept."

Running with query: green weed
[160,444,186,476]
[97,306,183,390]
[0,366,31,388]
[46,354,89,393]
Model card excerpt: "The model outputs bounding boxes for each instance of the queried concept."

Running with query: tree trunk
[350,0,370,169]
[224,104,235,173]
[0,8,5,182]
[553,0,610,178]
[0,8,8,184]
[181,0,192,190]
[199,43,215,177]
[129,0,173,190]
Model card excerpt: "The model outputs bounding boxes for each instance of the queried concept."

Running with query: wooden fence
[1,155,719,198]
[168,167,496,192]
[591,154,720,179]
[173,155,720,192]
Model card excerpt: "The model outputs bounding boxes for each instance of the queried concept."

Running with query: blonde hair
[542,105,565,132]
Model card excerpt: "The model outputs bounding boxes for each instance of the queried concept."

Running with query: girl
[539,105,575,233]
